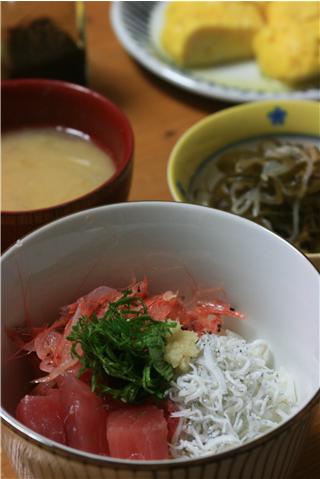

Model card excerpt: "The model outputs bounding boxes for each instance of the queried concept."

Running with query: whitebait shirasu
[168,331,296,458]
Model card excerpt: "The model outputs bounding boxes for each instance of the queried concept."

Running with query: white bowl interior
[2,203,319,427]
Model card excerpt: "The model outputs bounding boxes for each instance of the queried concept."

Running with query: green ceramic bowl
[167,100,320,270]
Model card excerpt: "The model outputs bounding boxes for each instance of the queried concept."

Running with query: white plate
[110,1,320,103]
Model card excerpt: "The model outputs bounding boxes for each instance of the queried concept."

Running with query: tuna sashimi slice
[107,405,169,460]
[59,374,108,455]
[162,400,180,442]
[16,391,66,444]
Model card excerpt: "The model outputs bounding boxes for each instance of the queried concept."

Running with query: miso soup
[2,127,116,211]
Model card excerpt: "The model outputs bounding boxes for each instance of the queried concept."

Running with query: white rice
[168,330,296,458]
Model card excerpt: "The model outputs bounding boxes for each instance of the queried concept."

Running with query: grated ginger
[165,323,200,373]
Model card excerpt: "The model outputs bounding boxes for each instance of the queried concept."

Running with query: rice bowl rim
[1,201,319,468]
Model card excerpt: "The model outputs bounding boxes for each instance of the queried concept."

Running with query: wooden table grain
[1,2,319,478]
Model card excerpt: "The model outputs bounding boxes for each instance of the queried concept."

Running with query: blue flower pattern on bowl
[268,106,287,125]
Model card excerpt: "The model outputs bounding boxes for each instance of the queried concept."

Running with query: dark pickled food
[189,139,320,253]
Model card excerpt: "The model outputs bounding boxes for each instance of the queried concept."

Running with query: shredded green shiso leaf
[67,290,176,403]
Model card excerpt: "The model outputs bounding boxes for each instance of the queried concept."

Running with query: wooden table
[2,2,319,478]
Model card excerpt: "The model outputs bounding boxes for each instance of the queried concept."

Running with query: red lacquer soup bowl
[1,79,134,251]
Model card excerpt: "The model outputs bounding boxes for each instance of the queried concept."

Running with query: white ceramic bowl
[1,202,319,479]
